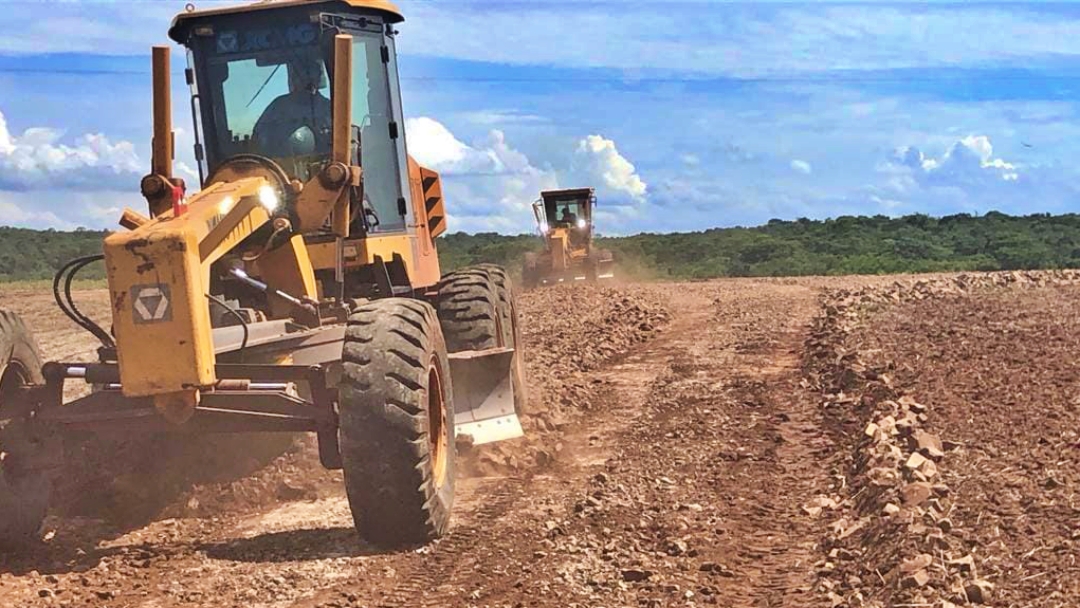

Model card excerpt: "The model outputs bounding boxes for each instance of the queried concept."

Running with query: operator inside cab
[252,57,332,158]
[559,206,578,226]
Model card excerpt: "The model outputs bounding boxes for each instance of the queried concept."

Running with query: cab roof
[169,0,404,43]
[541,187,595,201]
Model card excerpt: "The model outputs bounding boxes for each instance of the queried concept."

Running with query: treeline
[0,227,111,282]
[3,212,1080,282]
[440,212,1080,279]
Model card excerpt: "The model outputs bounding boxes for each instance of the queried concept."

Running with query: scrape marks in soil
[410,281,834,608]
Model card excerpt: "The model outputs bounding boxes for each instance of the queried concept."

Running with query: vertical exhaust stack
[330,34,353,238]
[142,46,176,218]
[151,46,173,181]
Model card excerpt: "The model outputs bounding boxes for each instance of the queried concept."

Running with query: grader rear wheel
[435,266,502,352]
[338,299,455,546]
[437,265,526,417]
[0,311,53,548]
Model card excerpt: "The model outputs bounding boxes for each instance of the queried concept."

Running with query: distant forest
[2,212,1080,282]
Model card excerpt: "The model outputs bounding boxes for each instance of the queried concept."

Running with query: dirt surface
[824,277,1080,607]
[2,272,1080,607]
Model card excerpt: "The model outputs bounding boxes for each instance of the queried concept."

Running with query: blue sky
[2,0,1080,234]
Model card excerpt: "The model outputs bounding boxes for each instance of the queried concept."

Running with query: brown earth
[1,273,1079,607]
[826,280,1080,607]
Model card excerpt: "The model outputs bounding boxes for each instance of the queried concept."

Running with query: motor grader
[0,0,527,549]
[521,188,615,288]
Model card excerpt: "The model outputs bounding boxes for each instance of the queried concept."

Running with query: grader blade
[597,260,616,280]
[449,347,523,445]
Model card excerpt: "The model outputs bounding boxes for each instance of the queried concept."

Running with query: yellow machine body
[104,1,454,421]
[105,178,281,417]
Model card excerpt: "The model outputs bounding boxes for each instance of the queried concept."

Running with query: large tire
[339,299,455,546]
[435,267,501,352]
[0,311,52,548]
[476,264,527,416]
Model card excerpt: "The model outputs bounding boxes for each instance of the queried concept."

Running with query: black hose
[53,254,114,348]
[206,294,248,363]
[65,257,108,340]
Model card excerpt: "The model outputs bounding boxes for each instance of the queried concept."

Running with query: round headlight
[258,185,280,212]
[576,218,587,229]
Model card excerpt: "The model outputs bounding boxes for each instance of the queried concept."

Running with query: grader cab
[0,0,526,549]
[522,188,615,288]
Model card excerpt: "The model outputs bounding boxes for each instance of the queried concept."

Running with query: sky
[2,0,1080,234]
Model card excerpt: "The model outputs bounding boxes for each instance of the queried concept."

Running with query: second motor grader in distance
[522,187,615,288]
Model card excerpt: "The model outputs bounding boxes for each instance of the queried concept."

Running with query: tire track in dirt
[301,281,834,607]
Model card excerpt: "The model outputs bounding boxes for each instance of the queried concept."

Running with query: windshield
[191,16,409,232]
[194,21,330,181]
[545,199,589,226]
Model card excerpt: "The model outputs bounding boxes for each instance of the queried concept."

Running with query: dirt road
[2,273,1080,607]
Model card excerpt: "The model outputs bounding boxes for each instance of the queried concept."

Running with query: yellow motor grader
[522,188,615,288]
[0,0,526,548]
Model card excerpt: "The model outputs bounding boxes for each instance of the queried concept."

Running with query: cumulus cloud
[572,135,647,202]
[790,159,813,175]
[0,109,142,191]
[891,135,1020,186]
[405,118,648,233]
[405,117,557,232]
[856,133,1070,217]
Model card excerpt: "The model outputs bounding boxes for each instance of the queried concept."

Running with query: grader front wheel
[0,311,53,548]
[338,299,455,547]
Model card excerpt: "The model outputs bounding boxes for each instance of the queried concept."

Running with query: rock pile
[801,271,1080,607]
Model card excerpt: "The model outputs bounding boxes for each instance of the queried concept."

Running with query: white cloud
[572,135,647,201]
[790,159,813,175]
[461,111,548,126]
[0,197,67,229]
[175,161,200,184]
[892,135,1020,185]
[855,133,1067,218]
[401,4,1080,77]
[405,117,557,232]
[406,117,485,173]
[5,2,1077,79]
[0,189,145,230]
[405,118,649,233]
[0,3,179,55]
[0,109,142,191]
[681,154,701,167]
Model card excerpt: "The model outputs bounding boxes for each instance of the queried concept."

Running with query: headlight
[258,185,279,212]
[576,218,587,229]
[539,221,550,233]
